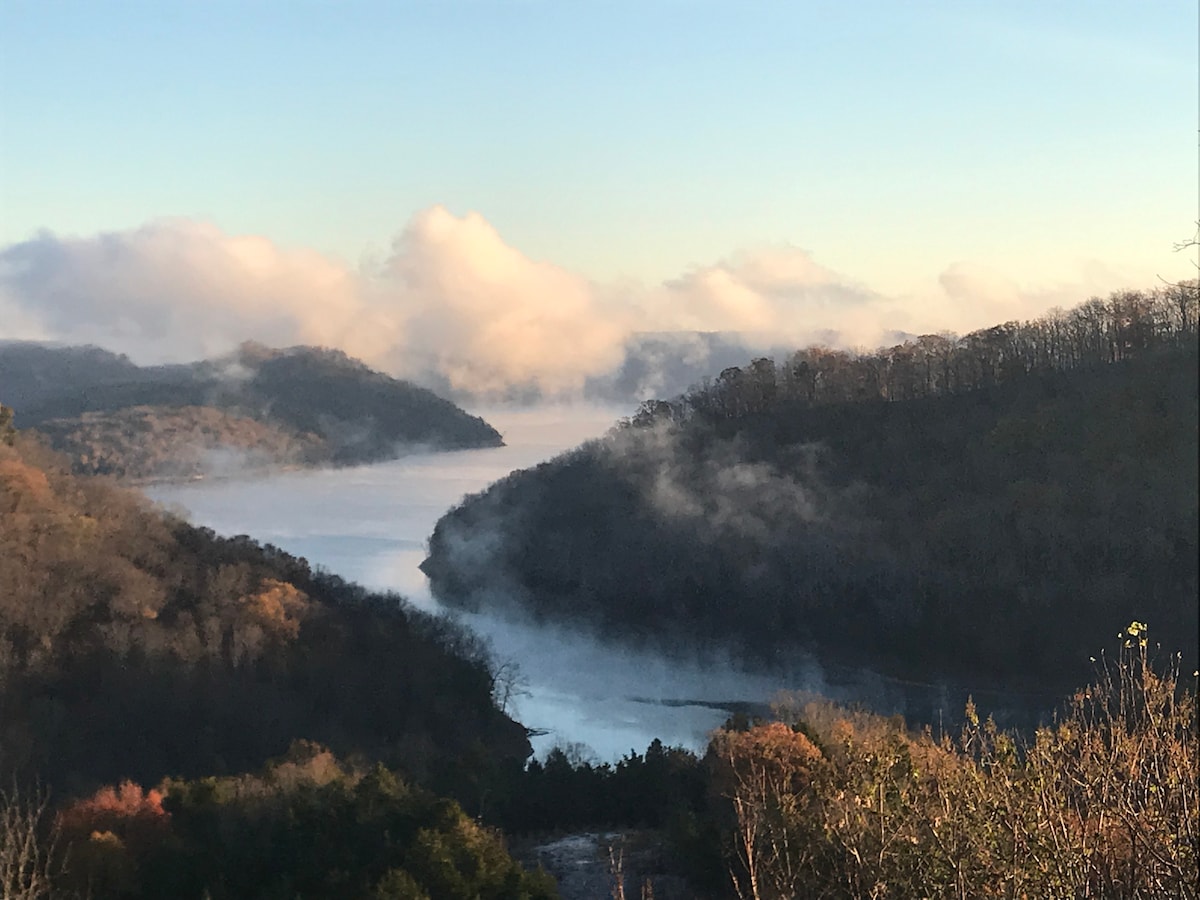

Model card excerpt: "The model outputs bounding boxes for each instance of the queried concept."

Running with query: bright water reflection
[147,406,794,762]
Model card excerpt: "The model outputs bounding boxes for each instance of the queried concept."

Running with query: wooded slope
[0,426,528,795]
[424,286,1199,693]
[0,341,502,480]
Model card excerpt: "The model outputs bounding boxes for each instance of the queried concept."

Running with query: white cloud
[0,209,1154,399]
[374,206,630,396]
[0,219,366,362]
[931,259,1147,334]
[647,245,897,348]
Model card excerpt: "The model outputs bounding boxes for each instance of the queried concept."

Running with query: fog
[147,404,821,761]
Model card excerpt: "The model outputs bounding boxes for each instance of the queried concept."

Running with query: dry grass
[715,623,1198,899]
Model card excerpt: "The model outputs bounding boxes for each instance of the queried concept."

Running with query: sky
[1,0,1196,396]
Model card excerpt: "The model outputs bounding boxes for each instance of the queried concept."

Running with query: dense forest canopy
[0,341,502,480]
[0,431,529,796]
[47,745,558,899]
[424,285,1200,695]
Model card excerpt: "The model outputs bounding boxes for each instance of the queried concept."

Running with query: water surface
[148,405,792,761]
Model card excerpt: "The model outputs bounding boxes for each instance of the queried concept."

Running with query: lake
[146,405,802,762]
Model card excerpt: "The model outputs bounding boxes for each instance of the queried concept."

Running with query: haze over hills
[2,285,1196,898]
[579,329,917,406]
[423,285,1200,697]
[0,340,503,480]
[5,208,1172,411]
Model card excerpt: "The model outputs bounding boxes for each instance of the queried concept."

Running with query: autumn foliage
[51,781,170,896]
[710,625,1199,899]
[52,743,557,900]
[0,431,530,794]
[57,781,169,851]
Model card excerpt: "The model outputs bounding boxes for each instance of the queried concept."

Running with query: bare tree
[607,843,627,900]
[489,659,530,716]
[1173,220,1200,258]
[1162,220,1200,288]
[0,780,62,900]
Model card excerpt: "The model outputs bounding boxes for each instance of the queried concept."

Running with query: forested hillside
[43,745,557,899]
[34,405,331,480]
[0,426,528,796]
[424,285,1199,693]
[0,341,502,480]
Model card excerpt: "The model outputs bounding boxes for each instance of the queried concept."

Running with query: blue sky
[3,1,1194,280]
[0,1,1196,391]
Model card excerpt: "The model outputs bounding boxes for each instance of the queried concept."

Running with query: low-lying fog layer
[147,405,807,761]
[147,404,1053,759]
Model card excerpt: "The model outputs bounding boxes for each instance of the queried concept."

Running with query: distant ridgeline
[0,341,502,480]
[423,285,1200,693]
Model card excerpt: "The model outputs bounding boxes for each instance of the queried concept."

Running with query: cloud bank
[0,208,1143,400]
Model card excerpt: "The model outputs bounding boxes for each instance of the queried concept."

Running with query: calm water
[146,406,798,762]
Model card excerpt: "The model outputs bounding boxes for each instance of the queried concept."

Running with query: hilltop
[423,285,1199,695]
[0,341,502,480]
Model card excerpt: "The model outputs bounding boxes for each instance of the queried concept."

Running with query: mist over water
[147,405,803,761]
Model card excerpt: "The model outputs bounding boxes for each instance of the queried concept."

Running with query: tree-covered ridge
[622,283,1196,425]
[34,405,329,480]
[0,431,529,796]
[52,744,558,900]
[0,341,503,480]
[225,343,502,461]
[423,286,1199,694]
